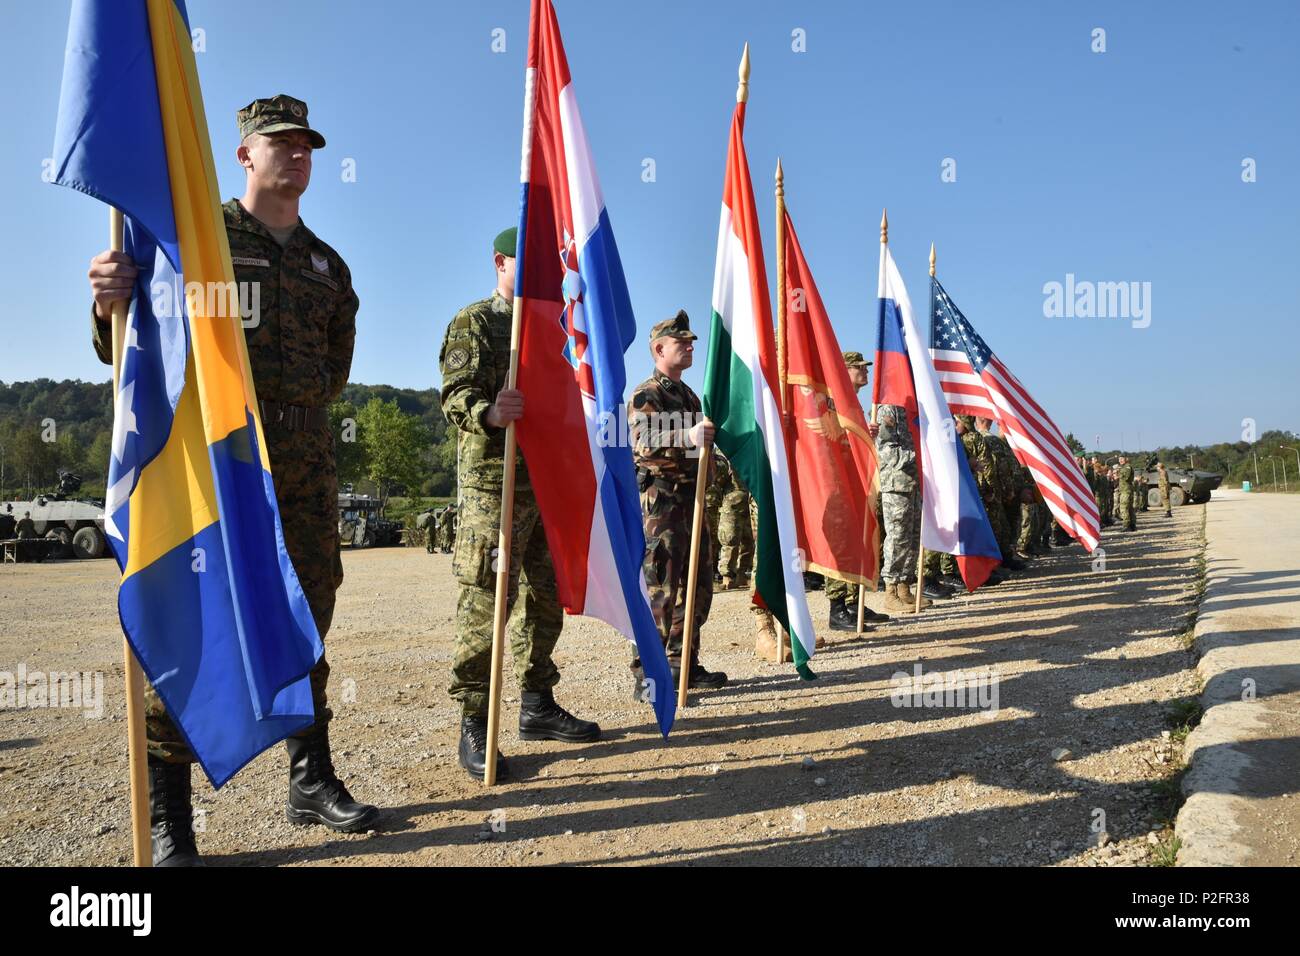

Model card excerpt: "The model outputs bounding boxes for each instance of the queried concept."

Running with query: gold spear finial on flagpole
[737,42,750,103]
[930,242,936,277]
[880,208,888,245]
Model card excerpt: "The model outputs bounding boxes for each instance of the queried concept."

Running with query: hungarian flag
[782,206,880,592]
[703,78,817,676]
[512,0,675,734]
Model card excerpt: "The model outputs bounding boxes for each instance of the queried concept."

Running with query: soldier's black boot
[458,715,509,780]
[285,728,380,832]
[921,577,956,600]
[148,755,204,867]
[671,662,728,689]
[518,690,601,743]
[828,597,857,631]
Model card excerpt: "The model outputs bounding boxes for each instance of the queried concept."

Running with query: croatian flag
[513,0,674,734]
[874,238,1001,591]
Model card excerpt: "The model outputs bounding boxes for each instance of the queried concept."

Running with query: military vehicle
[1,472,109,559]
[337,493,402,549]
[1144,467,1223,507]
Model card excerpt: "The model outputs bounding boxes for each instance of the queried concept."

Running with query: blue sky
[3,0,1297,449]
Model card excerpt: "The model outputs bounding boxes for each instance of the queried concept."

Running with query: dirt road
[0,505,1204,866]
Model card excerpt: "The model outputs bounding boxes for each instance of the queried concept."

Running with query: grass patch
[1150,833,1182,867]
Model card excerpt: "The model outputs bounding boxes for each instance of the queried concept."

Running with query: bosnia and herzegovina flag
[703,59,817,677]
[783,203,881,594]
[52,0,322,786]
[512,0,675,734]
[875,238,1001,592]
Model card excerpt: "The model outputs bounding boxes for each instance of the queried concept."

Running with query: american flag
[929,277,1100,551]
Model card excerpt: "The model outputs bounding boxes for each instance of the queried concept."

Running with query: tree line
[1,379,1295,502]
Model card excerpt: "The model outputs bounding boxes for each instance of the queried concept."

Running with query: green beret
[842,350,871,369]
[237,94,325,149]
[649,309,697,343]
[493,227,517,258]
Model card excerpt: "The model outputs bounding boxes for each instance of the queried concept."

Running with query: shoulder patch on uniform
[311,252,330,275]
[445,348,470,371]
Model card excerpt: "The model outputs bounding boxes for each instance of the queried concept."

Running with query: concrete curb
[1175,490,1300,866]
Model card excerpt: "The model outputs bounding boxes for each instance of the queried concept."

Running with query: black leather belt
[260,399,328,431]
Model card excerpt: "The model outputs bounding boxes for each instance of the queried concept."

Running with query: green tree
[357,398,426,505]
[1065,432,1085,457]
[329,400,368,488]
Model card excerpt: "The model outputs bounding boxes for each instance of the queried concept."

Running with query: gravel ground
[0,505,1204,866]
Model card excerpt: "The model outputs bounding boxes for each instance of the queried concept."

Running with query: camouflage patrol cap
[842,351,872,369]
[493,227,517,258]
[955,414,976,427]
[237,94,325,148]
[649,310,697,343]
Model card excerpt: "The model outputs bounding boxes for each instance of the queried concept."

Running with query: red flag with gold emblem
[782,206,881,590]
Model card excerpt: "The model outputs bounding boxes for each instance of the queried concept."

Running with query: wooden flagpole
[859,209,888,633]
[110,207,151,866]
[483,289,524,786]
[773,155,787,664]
[677,436,712,710]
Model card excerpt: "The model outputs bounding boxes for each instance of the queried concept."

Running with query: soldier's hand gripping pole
[678,424,713,710]
[111,207,151,865]
[483,294,526,787]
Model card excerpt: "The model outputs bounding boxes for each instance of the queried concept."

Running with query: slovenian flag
[703,61,817,677]
[51,0,322,785]
[875,238,1001,592]
[512,0,675,734]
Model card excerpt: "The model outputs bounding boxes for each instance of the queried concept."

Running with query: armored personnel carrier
[1,472,108,558]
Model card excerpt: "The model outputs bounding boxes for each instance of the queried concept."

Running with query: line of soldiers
[1079,455,1173,532]
[417,503,458,554]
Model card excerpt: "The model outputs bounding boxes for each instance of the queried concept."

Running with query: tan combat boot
[898,580,932,610]
[754,614,792,663]
[882,581,913,614]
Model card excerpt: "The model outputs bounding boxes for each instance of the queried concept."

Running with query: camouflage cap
[955,414,976,427]
[493,227,517,258]
[842,350,872,369]
[237,94,325,149]
[649,309,697,343]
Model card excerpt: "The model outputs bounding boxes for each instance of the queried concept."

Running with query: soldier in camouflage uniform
[87,95,377,865]
[1157,461,1173,517]
[1116,456,1136,531]
[718,464,755,590]
[974,418,1026,571]
[704,450,728,586]
[869,403,929,613]
[629,311,728,688]
[444,502,458,552]
[438,227,600,781]
[1136,472,1149,512]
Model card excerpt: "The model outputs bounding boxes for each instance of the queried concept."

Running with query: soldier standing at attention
[629,311,728,691]
[1157,461,1173,517]
[718,463,754,591]
[1116,455,1136,531]
[439,227,600,781]
[443,502,458,553]
[826,352,891,630]
[869,403,929,613]
[705,450,728,586]
[86,95,378,865]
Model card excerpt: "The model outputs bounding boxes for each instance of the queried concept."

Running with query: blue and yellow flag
[52,0,322,786]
